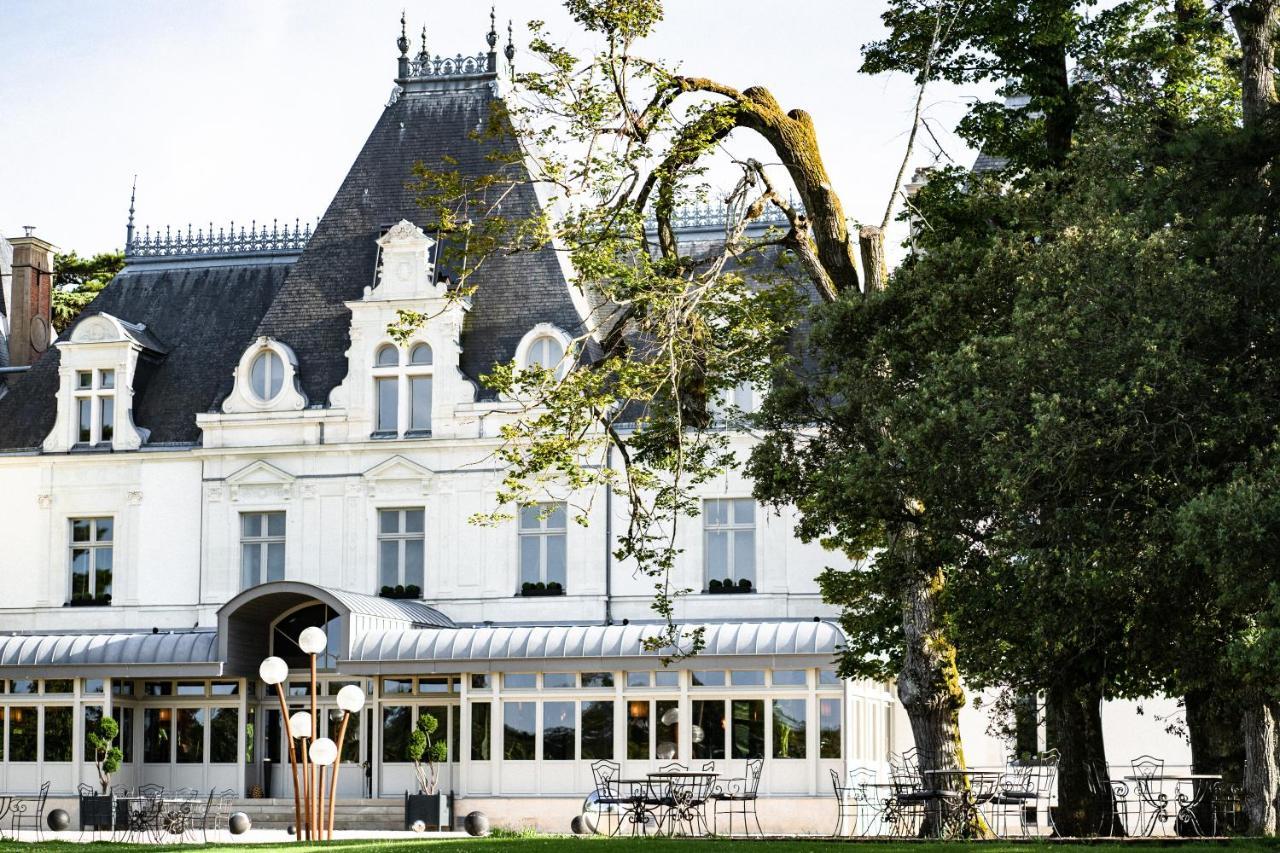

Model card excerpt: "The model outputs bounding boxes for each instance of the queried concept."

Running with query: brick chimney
[7,228,56,367]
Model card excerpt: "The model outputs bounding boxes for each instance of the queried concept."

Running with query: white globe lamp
[298,626,328,656]
[289,711,313,739]
[259,656,288,686]
[336,684,366,714]
[309,737,338,766]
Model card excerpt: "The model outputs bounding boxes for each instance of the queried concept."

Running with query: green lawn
[12,840,1280,853]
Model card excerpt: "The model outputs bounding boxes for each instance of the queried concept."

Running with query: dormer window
[220,337,307,415]
[513,324,573,383]
[249,350,284,401]
[75,369,115,445]
[371,342,434,439]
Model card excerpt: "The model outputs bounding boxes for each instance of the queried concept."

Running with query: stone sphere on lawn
[287,824,296,836]
[464,811,490,837]
[411,819,427,832]
[47,809,70,832]
[229,812,251,835]
[570,815,586,835]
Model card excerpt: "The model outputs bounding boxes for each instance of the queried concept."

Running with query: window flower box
[69,594,112,607]
[706,579,753,594]
[521,581,564,597]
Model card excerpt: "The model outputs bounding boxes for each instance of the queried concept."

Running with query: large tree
[757,0,1280,836]
[52,250,125,332]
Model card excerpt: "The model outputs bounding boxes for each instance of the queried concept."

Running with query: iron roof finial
[487,6,498,50]
[504,18,515,63]
[126,174,138,248]
[419,24,428,60]
[397,10,409,57]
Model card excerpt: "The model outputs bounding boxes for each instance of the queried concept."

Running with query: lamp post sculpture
[328,684,367,839]
[257,656,302,839]
[290,711,314,839]
[259,625,336,843]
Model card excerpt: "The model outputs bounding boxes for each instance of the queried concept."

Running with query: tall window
[69,517,113,605]
[408,343,433,435]
[74,369,115,445]
[518,503,566,591]
[703,498,756,589]
[710,380,756,424]
[371,342,433,437]
[378,508,425,594]
[241,512,285,589]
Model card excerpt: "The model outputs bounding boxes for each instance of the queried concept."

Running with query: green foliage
[407,712,447,794]
[52,250,124,333]
[87,714,123,791]
[392,0,810,657]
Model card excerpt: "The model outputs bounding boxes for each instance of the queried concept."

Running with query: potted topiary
[83,715,123,828]
[737,578,753,593]
[404,712,450,830]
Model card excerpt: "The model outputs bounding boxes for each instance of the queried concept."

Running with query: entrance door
[329,707,369,798]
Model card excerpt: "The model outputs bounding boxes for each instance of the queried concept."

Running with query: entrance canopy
[216,580,454,675]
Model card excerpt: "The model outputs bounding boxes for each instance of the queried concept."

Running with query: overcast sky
[0,1,990,258]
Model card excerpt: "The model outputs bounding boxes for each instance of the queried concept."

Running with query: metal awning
[344,620,844,674]
[0,631,222,678]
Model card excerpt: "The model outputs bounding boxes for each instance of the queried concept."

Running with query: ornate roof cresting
[125,218,316,262]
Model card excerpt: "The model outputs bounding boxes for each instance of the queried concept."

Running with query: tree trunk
[1045,681,1111,837]
[1229,0,1280,129]
[1186,687,1245,832]
[897,566,968,835]
[1242,688,1279,834]
[859,226,887,293]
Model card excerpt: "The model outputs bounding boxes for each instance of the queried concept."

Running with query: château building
[0,13,1184,832]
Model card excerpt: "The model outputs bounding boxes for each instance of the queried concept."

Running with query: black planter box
[520,587,564,597]
[404,792,451,831]
[79,795,119,830]
[705,585,753,594]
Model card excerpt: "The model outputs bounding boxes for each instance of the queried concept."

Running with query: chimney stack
[7,229,56,367]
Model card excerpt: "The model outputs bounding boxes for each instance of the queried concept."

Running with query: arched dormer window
[371,342,434,438]
[513,324,573,381]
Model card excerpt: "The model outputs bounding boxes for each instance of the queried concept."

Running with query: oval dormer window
[250,350,284,401]
[526,336,564,371]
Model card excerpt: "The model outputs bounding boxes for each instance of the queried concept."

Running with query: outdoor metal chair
[583,759,626,836]
[1085,762,1131,836]
[1212,781,1242,836]
[830,768,858,837]
[662,770,716,836]
[984,761,1034,837]
[198,788,238,843]
[847,766,882,835]
[10,780,51,840]
[660,762,688,772]
[711,757,763,836]
[1130,755,1168,836]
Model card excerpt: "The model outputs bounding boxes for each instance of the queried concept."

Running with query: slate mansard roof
[0,44,587,452]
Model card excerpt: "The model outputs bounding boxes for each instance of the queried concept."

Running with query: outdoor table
[923,768,1003,839]
[1123,773,1223,837]
[647,771,718,836]
[114,796,203,843]
[615,778,666,835]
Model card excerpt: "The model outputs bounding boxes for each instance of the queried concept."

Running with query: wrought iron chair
[1085,762,1131,836]
[848,766,883,835]
[1130,755,1167,836]
[663,771,716,836]
[583,759,627,836]
[830,769,858,837]
[10,780,51,840]
[984,761,1034,837]
[198,788,239,844]
[1212,781,1242,836]
[711,757,763,836]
